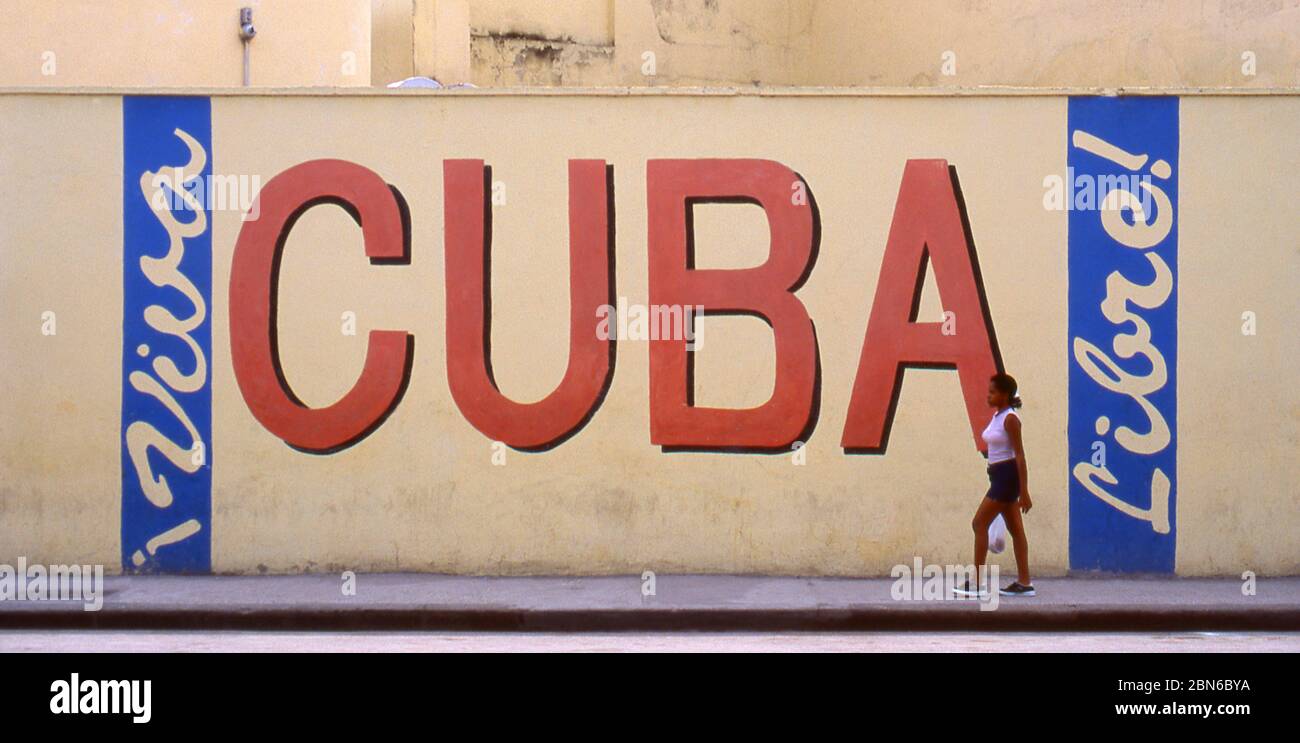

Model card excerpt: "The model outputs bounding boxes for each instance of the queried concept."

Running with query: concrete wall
[6,1,1295,89]
[0,89,1295,576]
[372,0,418,84]
[380,0,1300,88]
[0,0,371,87]
[806,0,1300,89]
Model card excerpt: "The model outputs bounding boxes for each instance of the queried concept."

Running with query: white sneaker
[952,580,989,599]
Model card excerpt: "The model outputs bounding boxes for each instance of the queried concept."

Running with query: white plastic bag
[988,513,1007,554]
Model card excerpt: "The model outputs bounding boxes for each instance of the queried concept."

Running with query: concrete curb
[4,605,1297,632]
[5,575,1296,632]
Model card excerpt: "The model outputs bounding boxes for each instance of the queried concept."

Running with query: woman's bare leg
[971,497,1002,589]
[1001,501,1031,585]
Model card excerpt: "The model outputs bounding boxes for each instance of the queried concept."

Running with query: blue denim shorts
[985,459,1020,503]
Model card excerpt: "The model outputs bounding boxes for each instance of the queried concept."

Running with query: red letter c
[230,159,412,453]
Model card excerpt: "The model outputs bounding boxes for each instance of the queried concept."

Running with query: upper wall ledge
[1,85,1298,97]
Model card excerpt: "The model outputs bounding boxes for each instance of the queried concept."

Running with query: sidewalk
[1,574,1296,632]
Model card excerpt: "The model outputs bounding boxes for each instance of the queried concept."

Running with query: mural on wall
[115,94,1181,574]
[229,157,1004,457]
[841,160,1003,454]
[1067,96,1179,573]
[444,159,614,451]
[121,96,214,572]
[228,159,415,454]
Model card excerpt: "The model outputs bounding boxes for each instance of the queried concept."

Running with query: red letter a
[841,160,1002,453]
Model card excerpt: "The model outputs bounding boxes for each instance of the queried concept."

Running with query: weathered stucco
[0,0,371,87]
[6,1,1294,89]
[0,90,1295,576]
[393,0,1300,89]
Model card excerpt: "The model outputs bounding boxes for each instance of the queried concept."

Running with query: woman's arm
[1005,413,1032,513]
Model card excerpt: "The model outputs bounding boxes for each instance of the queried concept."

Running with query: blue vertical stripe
[1067,96,1178,573]
[121,96,213,573]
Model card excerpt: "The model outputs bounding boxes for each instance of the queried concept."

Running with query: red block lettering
[230,159,413,453]
[443,159,614,450]
[646,159,819,450]
[841,159,1002,453]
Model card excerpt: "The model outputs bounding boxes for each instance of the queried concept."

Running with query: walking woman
[955,373,1035,597]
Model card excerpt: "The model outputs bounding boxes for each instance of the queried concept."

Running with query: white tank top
[982,407,1019,464]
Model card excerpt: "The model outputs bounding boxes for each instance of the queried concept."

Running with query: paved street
[2,630,1297,653]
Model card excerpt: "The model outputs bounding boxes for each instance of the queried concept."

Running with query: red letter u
[443,159,614,450]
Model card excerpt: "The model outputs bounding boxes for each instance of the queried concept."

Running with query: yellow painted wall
[1176,96,1300,574]
[0,90,1295,576]
[806,0,1300,89]
[0,0,371,87]
[6,1,1295,89]
[372,0,417,84]
[394,0,1300,88]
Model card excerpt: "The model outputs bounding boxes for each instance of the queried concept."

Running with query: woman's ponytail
[991,373,1022,409]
